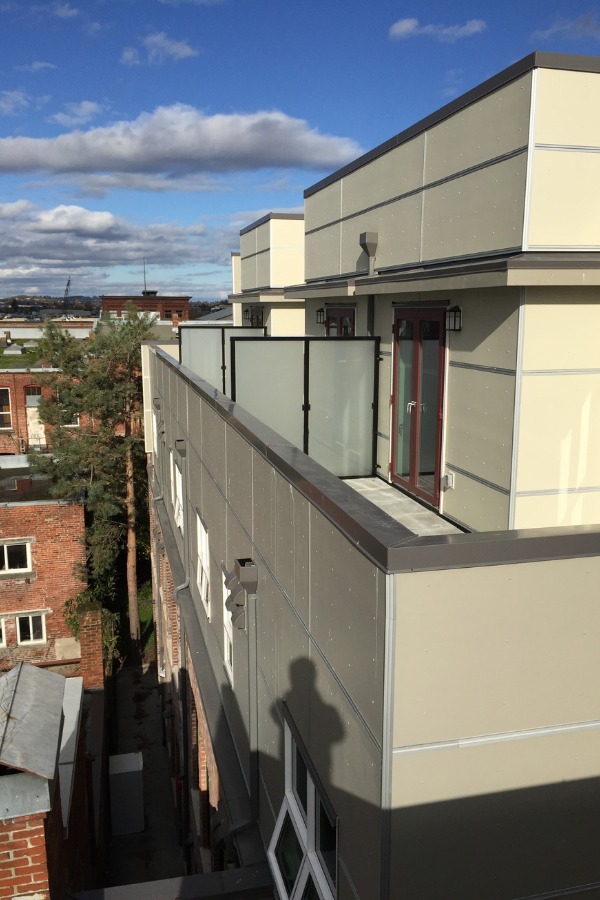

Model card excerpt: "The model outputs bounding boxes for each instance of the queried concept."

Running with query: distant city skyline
[1,0,600,299]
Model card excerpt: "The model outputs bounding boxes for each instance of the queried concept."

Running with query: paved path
[106,662,185,886]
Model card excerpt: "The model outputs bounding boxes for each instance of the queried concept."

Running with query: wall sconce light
[224,558,258,630]
[445,306,462,332]
[316,308,325,325]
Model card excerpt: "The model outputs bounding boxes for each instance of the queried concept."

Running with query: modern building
[229,213,306,335]
[143,52,600,899]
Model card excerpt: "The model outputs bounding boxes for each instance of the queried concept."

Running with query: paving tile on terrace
[344,477,462,537]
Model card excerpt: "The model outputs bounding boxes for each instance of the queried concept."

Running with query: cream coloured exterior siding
[390,556,600,896]
[513,288,600,527]
[240,215,304,291]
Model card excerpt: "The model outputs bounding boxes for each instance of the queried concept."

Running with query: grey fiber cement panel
[304,52,600,198]
[153,496,266,870]
[156,349,600,575]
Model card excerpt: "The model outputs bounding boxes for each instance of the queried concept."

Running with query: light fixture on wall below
[243,308,250,321]
[316,308,325,325]
[445,306,462,332]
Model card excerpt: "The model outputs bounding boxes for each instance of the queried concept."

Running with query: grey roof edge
[305,51,600,198]
[154,347,600,573]
[299,251,600,294]
[0,772,51,819]
[239,211,304,236]
[153,495,267,870]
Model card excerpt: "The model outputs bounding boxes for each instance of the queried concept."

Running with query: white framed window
[17,613,46,645]
[0,387,12,429]
[0,542,31,574]
[25,385,42,407]
[268,722,337,900]
[0,619,5,648]
[222,569,234,683]
[169,450,184,532]
[152,411,158,457]
[196,513,210,617]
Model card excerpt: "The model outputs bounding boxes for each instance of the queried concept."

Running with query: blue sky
[1,0,600,300]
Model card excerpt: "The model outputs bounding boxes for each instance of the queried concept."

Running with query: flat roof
[305,51,600,198]
[239,211,304,236]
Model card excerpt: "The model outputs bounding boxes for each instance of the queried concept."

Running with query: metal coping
[301,251,600,294]
[239,211,305,236]
[152,345,600,574]
[304,51,600,198]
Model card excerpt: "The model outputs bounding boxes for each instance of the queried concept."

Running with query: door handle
[406,401,416,413]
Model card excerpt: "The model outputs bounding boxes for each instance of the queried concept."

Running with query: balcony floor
[344,477,462,537]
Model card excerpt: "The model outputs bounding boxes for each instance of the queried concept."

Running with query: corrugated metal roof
[0,662,65,778]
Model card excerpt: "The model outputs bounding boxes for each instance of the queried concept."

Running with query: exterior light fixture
[445,306,462,332]
[243,308,250,321]
[316,308,325,325]
[224,558,258,630]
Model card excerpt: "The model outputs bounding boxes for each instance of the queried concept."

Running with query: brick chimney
[79,609,104,690]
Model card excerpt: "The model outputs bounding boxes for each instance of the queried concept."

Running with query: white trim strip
[394,717,600,755]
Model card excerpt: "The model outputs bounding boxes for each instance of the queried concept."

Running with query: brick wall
[0,373,51,455]
[0,501,86,669]
[78,608,104,691]
[0,814,50,900]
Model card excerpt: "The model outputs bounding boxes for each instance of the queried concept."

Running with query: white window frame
[222,569,234,684]
[16,612,46,645]
[196,513,210,617]
[25,385,42,407]
[169,449,184,533]
[268,722,336,900]
[0,619,6,648]
[0,541,32,574]
[0,387,12,429]
[152,411,158,458]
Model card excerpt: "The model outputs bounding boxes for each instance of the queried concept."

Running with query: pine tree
[30,306,155,659]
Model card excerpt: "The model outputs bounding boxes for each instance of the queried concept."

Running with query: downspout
[150,409,167,677]
[173,437,191,873]
[247,586,259,821]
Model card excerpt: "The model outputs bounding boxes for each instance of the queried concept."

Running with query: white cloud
[0,199,236,298]
[0,200,35,219]
[533,12,600,42]
[141,31,199,63]
[18,61,58,73]
[389,17,487,43]
[49,100,103,127]
[0,90,29,115]
[54,2,78,18]
[442,68,465,98]
[0,104,361,175]
[121,47,140,66]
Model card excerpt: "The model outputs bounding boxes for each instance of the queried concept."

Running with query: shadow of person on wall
[273,657,344,782]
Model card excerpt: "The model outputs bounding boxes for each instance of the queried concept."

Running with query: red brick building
[0,664,93,900]
[100,292,190,322]
[0,371,53,454]
[0,492,86,670]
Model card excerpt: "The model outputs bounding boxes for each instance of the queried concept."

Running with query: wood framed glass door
[392,308,445,506]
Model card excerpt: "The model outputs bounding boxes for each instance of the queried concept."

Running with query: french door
[392,308,445,507]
